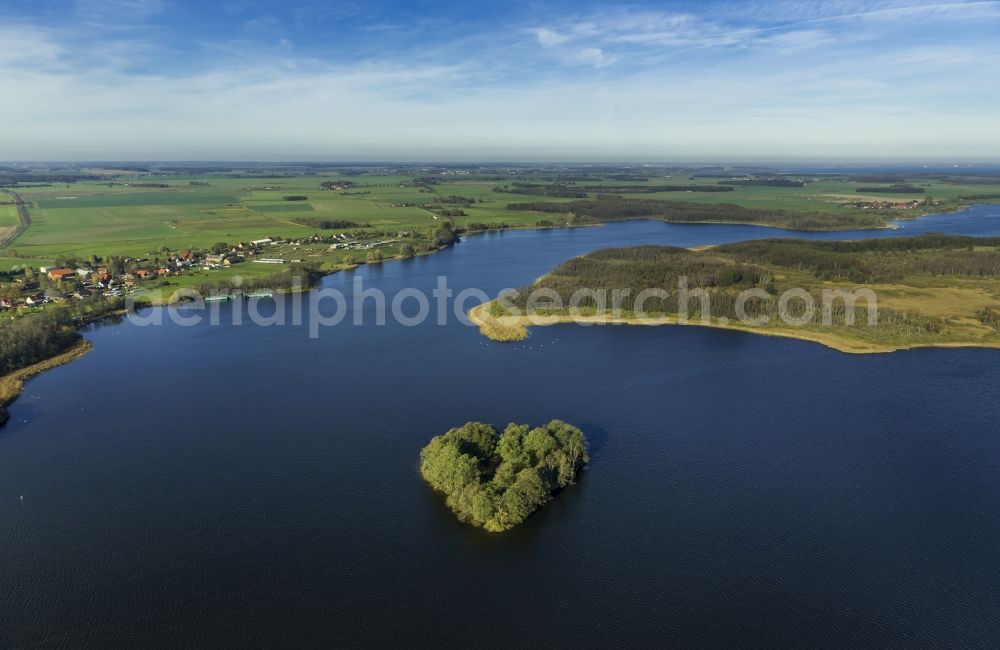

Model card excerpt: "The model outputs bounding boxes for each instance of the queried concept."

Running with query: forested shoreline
[475,234,1000,352]
[0,295,129,424]
[506,196,887,230]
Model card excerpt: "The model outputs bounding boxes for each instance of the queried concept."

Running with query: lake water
[3,206,1000,647]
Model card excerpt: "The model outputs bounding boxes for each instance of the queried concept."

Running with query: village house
[47,268,76,282]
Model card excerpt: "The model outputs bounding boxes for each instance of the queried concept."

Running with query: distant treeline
[291,218,360,229]
[851,175,909,184]
[0,174,107,185]
[496,182,734,197]
[493,184,588,198]
[959,194,1000,201]
[718,178,805,187]
[283,195,309,201]
[506,196,885,231]
[936,176,1000,185]
[856,185,925,194]
[157,166,236,173]
[577,184,734,194]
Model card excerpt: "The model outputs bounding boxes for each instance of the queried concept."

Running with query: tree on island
[420,420,588,532]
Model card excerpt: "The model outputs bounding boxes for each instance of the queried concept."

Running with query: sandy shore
[0,340,93,426]
[467,302,1000,355]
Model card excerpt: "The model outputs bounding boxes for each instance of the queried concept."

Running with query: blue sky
[1,0,999,160]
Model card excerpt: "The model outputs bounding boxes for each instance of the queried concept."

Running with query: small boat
[204,295,233,303]
[244,291,274,299]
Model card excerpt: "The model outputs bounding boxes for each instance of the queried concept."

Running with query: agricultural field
[491,176,1000,213]
[2,165,1000,272]
[2,175,514,264]
[0,203,19,243]
[0,201,18,227]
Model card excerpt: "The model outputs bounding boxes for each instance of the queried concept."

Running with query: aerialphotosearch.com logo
[125,275,880,337]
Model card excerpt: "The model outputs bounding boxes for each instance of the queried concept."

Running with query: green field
[0,203,19,228]
[3,166,1000,270]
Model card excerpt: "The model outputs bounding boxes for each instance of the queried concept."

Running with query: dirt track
[0,190,30,248]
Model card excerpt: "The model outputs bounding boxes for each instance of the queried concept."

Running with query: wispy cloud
[74,0,165,19]
[0,0,999,159]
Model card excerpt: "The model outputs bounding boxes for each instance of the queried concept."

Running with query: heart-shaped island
[420,420,589,532]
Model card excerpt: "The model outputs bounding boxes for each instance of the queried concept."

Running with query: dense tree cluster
[509,237,1000,333]
[496,182,736,197]
[433,220,458,247]
[420,421,589,532]
[462,222,509,232]
[851,175,909,184]
[0,173,108,186]
[321,180,355,190]
[435,195,477,205]
[0,295,127,376]
[573,184,734,193]
[718,178,805,187]
[291,218,361,230]
[715,235,1000,282]
[506,196,885,230]
[0,311,80,377]
[512,246,780,322]
[493,184,588,198]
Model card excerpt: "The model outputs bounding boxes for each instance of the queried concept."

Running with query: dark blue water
[3,206,1000,647]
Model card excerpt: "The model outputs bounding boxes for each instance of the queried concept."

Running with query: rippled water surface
[3,206,1000,647]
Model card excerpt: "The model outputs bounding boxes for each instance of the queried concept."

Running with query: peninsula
[471,234,1000,354]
